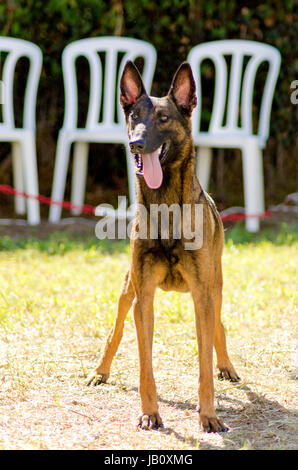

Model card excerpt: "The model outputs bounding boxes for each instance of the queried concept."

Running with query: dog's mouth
[133,142,169,189]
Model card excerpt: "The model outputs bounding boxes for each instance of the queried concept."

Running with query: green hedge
[0,0,297,211]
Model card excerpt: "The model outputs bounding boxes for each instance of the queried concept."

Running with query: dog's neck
[135,140,199,209]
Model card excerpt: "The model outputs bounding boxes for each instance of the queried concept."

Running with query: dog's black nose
[130,139,145,153]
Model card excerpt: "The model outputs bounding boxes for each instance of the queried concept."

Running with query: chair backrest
[0,37,42,131]
[187,40,281,147]
[61,37,157,134]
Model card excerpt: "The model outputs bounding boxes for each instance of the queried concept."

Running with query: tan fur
[86,62,239,433]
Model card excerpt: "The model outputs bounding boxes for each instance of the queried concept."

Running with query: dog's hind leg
[86,270,134,386]
[213,272,240,382]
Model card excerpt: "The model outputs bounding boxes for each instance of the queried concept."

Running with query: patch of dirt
[0,329,297,450]
[0,207,296,240]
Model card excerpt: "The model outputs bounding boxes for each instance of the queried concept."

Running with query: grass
[0,222,297,450]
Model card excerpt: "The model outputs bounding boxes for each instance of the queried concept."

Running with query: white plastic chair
[49,36,157,223]
[0,37,42,224]
[187,40,281,231]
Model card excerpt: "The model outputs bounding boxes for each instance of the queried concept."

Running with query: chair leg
[20,134,40,225]
[242,139,265,232]
[125,142,136,210]
[71,142,89,215]
[12,141,26,215]
[49,132,72,223]
[196,146,212,191]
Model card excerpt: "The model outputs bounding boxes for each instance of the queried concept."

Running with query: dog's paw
[217,365,240,382]
[137,413,163,430]
[199,414,228,433]
[85,371,109,386]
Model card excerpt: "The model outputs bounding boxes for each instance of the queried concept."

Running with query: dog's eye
[160,115,168,123]
[131,112,138,121]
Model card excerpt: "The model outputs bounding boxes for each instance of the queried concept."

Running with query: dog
[86,61,240,432]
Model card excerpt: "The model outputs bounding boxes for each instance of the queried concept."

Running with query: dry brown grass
[0,227,297,450]
[1,330,296,450]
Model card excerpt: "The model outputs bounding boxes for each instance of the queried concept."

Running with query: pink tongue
[142,149,163,189]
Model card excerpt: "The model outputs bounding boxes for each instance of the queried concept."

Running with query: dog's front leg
[193,289,228,433]
[133,297,162,429]
[132,262,165,430]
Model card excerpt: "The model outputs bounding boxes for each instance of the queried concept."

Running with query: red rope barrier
[0,184,271,221]
[0,184,95,214]
[219,211,271,222]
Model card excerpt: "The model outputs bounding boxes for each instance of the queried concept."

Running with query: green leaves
[0,0,296,205]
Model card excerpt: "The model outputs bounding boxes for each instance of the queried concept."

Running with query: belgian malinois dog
[87,61,240,432]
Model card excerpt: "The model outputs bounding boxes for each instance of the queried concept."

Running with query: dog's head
[120,61,197,189]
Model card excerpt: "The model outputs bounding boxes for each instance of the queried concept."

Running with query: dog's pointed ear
[120,61,147,110]
[168,62,197,116]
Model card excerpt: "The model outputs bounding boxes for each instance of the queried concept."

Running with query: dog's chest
[144,239,190,293]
